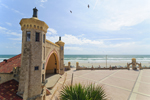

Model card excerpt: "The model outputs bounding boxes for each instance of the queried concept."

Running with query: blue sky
[0,0,150,55]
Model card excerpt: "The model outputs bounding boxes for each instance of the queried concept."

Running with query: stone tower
[17,7,48,100]
[55,37,65,75]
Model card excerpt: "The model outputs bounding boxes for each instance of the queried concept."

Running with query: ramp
[46,74,61,89]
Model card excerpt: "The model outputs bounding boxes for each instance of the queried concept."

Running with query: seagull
[88,4,90,8]
[70,10,72,13]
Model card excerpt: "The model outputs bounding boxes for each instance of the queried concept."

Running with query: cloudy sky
[0,0,150,55]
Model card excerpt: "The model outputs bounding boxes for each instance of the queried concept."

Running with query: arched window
[26,31,31,41]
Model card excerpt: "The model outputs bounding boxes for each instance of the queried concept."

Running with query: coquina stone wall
[0,73,13,84]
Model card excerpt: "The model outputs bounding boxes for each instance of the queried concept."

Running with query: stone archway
[127,58,142,70]
[45,50,59,78]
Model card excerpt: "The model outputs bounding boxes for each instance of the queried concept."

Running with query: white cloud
[47,34,103,45]
[62,34,103,45]
[0,26,21,40]
[6,22,12,26]
[99,0,150,30]
[46,33,150,54]
[102,38,131,41]
[1,3,23,15]
[0,26,7,30]
[47,28,57,35]
[11,9,24,15]
[77,34,84,37]
[9,37,21,40]
[46,36,59,42]
[40,4,45,8]
[106,42,136,48]
[40,0,47,2]
[65,47,83,51]
[93,0,99,9]
[1,3,8,8]
[46,33,132,46]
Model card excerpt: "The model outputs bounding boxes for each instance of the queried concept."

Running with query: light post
[106,55,107,68]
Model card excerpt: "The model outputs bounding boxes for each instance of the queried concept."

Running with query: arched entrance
[127,58,142,70]
[45,50,59,78]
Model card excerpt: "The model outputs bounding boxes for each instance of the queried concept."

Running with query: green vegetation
[60,83,107,100]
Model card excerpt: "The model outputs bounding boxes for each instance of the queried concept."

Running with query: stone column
[132,58,137,70]
[109,65,112,70]
[139,63,142,70]
[76,62,79,70]
[55,37,65,75]
[68,62,71,70]
[127,63,129,70]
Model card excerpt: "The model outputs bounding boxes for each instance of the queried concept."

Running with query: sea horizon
[1,54,150,67]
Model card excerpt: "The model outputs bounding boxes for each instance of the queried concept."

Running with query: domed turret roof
[132,58,136,60]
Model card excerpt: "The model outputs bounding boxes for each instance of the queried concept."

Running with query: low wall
[77,66,128,70]
[0,73,13,84]
[64,66,70,70]
[141,67,150,69]
[76,62,129,70]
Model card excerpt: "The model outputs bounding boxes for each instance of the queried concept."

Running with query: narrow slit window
[42,74,44,83]
[43,63,45,69]
[43,47,45,60]
[26,31,31,41]
[35,32,40,42]
[61,46,63,50]
[43,34,45,43]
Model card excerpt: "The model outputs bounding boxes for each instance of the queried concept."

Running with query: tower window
[26,31,31,41]
[43,47,45,60]
[35,32,40,42]
[43,34,45,43]
[42,74,44,83]
[61,46,63,50]
[43,63,45,69]
[35,66,39,70]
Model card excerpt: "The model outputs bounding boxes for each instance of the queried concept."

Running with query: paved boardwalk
[47,68,150,100]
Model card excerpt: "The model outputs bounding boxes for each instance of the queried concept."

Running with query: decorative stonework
[20,17,49,33]
[127,58,142,70]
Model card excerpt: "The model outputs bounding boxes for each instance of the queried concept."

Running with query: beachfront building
[0,8,65,100]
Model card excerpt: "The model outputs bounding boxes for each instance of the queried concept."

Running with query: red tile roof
[0,54,21,73]
[0,79,23,100]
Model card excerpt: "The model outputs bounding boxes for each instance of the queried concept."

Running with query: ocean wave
[64,59,150,63]
[64,57,150,61]
[0,58,10,60]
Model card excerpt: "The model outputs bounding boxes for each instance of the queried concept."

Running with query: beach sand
[64,61,150,68]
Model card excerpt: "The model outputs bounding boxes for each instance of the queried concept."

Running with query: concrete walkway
[50,68,150,100]
[46,74,61,89]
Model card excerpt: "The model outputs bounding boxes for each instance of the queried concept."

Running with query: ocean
[64,55,150,62]
[0,55,150,67]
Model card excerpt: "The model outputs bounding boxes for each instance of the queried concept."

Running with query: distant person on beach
[99,65,101,68]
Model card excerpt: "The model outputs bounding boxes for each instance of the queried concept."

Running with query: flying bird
[88,4,90,8]
[70,10,72,13]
